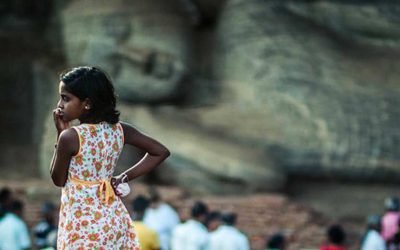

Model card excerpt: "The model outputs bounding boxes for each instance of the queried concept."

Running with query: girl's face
[57,81,87,122]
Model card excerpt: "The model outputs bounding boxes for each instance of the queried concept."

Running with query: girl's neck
[79,117,105,125]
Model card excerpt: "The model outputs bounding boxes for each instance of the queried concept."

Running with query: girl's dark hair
[60,66,120,124]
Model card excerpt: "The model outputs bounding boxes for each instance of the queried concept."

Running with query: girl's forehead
[58,81,65,93]
[59,81,68,93]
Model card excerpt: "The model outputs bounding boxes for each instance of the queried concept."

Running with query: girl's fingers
[111,177,123,196]
[53,109,61,121]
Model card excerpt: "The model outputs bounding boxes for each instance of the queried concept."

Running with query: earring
[85,106,89,110]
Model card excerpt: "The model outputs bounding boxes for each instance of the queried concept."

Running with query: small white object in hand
[116,183,131,197]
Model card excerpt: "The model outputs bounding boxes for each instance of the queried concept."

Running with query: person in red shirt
[320,224,347,250]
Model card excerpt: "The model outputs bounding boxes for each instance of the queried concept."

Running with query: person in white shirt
[171,201,209,250]
[143,187,180,250]
[205,211,221,232]
[361,214,386,250]
[0,200,32,250]
[208,212,250,250]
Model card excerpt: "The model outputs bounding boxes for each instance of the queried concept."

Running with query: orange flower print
[89,126,97,137]
[95,162,102,172]
[96,189,101,199]
[91,148,96,156]
[116,231,122,240]
[94,211,102,220]
[106,164,112,171]
[80,135,85,146]
[88,233,100,241]
[69,232,80,243]
[81,170,91,178]
[102,225,110,233]
[84,197,94,205]
[74,210,83,218]
[57,124,140,248]
[112,142,119,151]
[66,222,73,231]
[75,155,83,165]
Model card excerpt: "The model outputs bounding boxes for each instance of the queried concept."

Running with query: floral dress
[57,122,140,250]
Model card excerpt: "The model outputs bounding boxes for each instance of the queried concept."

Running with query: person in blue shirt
[0,199,32,250]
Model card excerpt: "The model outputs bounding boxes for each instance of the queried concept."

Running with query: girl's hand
[111,174,129,197]
[53,108,69,135]
[111,176,123,196]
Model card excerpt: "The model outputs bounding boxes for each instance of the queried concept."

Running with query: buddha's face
[61,0,191,103]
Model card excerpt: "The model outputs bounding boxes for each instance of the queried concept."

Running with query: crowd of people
[317,197,400,250]
[2,185,400,250]
[0,186,251,250]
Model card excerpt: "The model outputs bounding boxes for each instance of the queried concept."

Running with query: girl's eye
[62,96,69,102]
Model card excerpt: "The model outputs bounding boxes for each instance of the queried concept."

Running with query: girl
[50,66,170,249]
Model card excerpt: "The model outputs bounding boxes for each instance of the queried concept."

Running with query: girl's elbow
[52,179,64,187]
[51,174,65,187]
[54,180,65,187]
[162,148,171,158]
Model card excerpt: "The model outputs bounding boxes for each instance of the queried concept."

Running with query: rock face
[3,0,400,193]
[214,0,400,180]
[61,0,191,103]
[44,0,400,192]
[0,1,59,178]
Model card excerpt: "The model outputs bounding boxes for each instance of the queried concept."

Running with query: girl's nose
[57,100,63,108]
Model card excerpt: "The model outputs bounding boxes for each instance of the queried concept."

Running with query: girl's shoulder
[58,127,80,156]
[119,121,135,130]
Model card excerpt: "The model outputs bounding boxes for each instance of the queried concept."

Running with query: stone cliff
[1,0,400,194]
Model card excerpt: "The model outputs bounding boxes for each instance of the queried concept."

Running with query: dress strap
[70,176,116,205]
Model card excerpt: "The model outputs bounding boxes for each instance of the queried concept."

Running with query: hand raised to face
[53,108,70,135]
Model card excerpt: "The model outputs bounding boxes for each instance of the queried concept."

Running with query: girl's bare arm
[50,128,79,187]
[115,122,170,182]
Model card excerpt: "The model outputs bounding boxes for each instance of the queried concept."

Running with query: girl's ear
[84,98,91,110]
